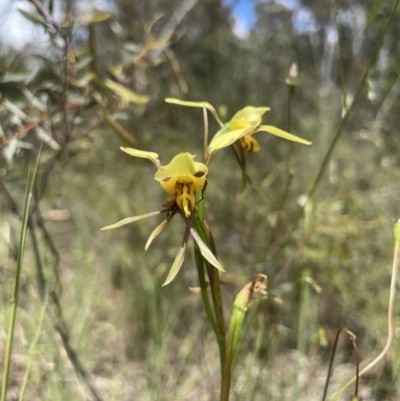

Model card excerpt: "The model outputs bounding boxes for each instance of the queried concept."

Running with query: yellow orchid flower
[101,147,223,286]
[155,152,208,218]
[119,147,208,217]
[164,98,312,160]
[208,106,312,156]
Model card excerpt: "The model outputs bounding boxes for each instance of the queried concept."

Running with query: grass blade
[1,152,40,401]
[18,295,49,401]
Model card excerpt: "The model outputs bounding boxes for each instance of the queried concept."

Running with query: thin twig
[328,224,399,401]
[28,0,62,34]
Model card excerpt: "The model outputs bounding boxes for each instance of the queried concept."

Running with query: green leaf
[21,88,47,112]
[2,138,18,164]
[104,79,149,104]
[190,228,225,272]
[3,99,27,120]
[256,125,312,145]
[0,73,31,84]
[101,211,161,230]
[35,126,61,151]
[18,8,51,30]
[162,244,186,286]
[76,56,93,71]
[88,12,113,24]
[145,215,174,250]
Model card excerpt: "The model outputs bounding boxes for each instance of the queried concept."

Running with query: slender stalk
[266,169,293,252]
[1,158,39,401]
[192,204,228,399]
[281,0,400,249]
[88,21,99,76]
[203,106,208,163]
[192,213,226,361]
[328,220,400,401]
[193,243,218,337]
[321,327,345,401]
[221,275,267,401]
[203,221,226,338]
[221,322,235,401]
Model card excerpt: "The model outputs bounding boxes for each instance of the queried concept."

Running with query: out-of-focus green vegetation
[1,0,400,400]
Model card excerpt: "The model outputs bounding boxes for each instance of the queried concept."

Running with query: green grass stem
[18,294,49,401]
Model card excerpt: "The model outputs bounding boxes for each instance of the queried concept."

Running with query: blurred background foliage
[1,0,400,400]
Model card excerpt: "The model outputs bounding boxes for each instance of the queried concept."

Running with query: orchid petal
[145,215,174,250]
[212,124,232,139]
[231,106,270,127]
[162,243,186,286]
[165,98,215,113]
[120,147,161,168]
[101,211,161,230]
[190,228,225,272]
[256,126,312,145]
[208,128,249,155]
[155,153,208,194]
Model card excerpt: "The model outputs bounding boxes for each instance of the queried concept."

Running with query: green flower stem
[203,220,226,336]
[193,204,228,400]
[221,326,235,401]
[193,243,218,337]
[193,212,226,355]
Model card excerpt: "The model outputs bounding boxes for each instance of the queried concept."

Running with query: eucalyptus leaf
[88,12,113,24]
[21,88,47,113]
[18,8,51,31]
[0,73,30,84]
[2,138,18,164]
[3,99,27,119]
[76,56,93,71]
[35,127,61,151]
[104,79,149,104]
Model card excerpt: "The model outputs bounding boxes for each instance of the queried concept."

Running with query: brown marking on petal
[198,179,207,204]
[194,171,205,178]
[162,177,171,182]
